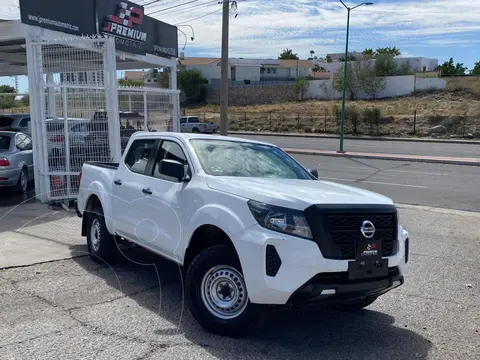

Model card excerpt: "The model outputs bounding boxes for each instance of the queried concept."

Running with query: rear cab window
[124,139,156,174]
[187,117,200,123]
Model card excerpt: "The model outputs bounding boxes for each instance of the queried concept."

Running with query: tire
[15,167,28,193]
[185,245,261,337]
[328,295,378,311]
[192,128,200,133]
[86,207,117,263]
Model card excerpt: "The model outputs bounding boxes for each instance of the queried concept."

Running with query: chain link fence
[183,108,480,138]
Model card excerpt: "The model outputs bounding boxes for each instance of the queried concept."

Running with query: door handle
[114,179,122,185]
[142,187,152,195]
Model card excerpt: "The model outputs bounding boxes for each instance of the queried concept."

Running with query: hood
[205,177,393,210]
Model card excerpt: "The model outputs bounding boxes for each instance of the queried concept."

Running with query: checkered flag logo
[108,2,144,28]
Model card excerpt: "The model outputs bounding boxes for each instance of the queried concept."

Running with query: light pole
[338,1,373,153]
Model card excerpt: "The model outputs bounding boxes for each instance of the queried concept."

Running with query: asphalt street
[0,206,479,360]
[235,134,480,159]
[291,155,480,212]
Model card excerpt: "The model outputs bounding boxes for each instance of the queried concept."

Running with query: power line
[175,7,222,23]
[147,0,198,15]
[158,0,218,17]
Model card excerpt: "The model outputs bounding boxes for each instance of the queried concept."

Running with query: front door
[140,139,191,259]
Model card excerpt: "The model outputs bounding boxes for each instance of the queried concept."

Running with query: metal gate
[117,86,180,151]
[27,36,120,203]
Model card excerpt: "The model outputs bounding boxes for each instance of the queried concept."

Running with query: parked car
[75,132,409,337]
[168,116,218,133]
[0,131,34,193]
[0,113,31,136]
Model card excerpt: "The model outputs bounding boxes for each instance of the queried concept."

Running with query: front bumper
[234,224,409,305]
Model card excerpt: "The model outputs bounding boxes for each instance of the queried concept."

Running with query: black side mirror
[160,159,187,181]
[309,168,319,179]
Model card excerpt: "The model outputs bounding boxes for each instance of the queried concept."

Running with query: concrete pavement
[231,131,480,145]
[233,133,480,164]
[285,148,480,166]
[0,204,479,359]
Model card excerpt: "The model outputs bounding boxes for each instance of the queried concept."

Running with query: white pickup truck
[76,132,410,337]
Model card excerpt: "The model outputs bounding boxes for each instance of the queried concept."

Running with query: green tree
[375,55,397,76]
[362,48,375,59]
[326,55,332,63]
[333,62,362,100]
[311,63,325,73]
[396,60,413,75]
[293,77,309,101]
[177,68,207,104]
[18,94,29,106]
[437,58,468,75]
[0,85,16,109]
[118,78,144,86]
[472,61,480,75]
[375,46,401,57]
[279,48,298,60]
[359,62,386,99]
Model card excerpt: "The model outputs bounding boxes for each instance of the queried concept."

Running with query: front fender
[178,202,255,263]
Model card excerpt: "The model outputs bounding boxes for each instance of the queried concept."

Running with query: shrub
[347,106,360,133]
[362,107,381,124]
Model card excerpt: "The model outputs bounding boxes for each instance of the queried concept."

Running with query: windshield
[190,139,313,179]
[0,135,11,150]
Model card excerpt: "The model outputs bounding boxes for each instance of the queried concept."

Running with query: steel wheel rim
[200,265,248,320]
[90,218,101,252]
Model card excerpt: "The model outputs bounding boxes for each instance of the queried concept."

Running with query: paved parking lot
[0,201,479,360]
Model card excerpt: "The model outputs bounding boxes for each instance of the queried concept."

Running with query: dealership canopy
[0,0,180,77]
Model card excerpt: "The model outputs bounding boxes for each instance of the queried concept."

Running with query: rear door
[111,138,158,240]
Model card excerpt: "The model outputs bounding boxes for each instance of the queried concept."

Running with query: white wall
[234,65,260,81]
[415,77,446,91]
[305,75,445,100]
[185,63,229,80]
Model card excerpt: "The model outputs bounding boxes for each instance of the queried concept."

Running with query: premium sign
[19,0,178,58]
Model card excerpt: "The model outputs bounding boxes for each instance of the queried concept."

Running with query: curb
[283,148,480,167]
[230,131,480,145]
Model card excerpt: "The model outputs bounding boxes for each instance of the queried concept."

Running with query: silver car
[0,131,34,193]
[0,114,31,136]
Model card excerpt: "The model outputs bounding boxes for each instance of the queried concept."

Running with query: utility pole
[219,0,230,135]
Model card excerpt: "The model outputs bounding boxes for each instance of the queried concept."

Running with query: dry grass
[445,76,480,94]
[187,91,479,118]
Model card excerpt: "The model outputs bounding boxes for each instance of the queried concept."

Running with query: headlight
[247,200,313,240]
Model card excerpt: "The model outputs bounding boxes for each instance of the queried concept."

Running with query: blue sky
[1,0,479,93]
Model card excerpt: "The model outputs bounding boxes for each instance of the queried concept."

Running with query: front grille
[304,204,399,260]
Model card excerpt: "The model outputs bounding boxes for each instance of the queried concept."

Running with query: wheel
[86,207,117,263]
[328,295,378,311]
[192,128,200,133]
[15,167,28,193]
[185,245,261,337]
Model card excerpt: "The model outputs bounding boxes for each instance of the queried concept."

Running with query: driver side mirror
[309,168,319,179]
[160,159,188,182]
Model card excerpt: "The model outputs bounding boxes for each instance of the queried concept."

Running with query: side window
[179,117,187,124]
[16,134,32,150]
[153,140,188,182]
[19,117,31,127]
[124,139,156,174]
[188,117,199,123]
